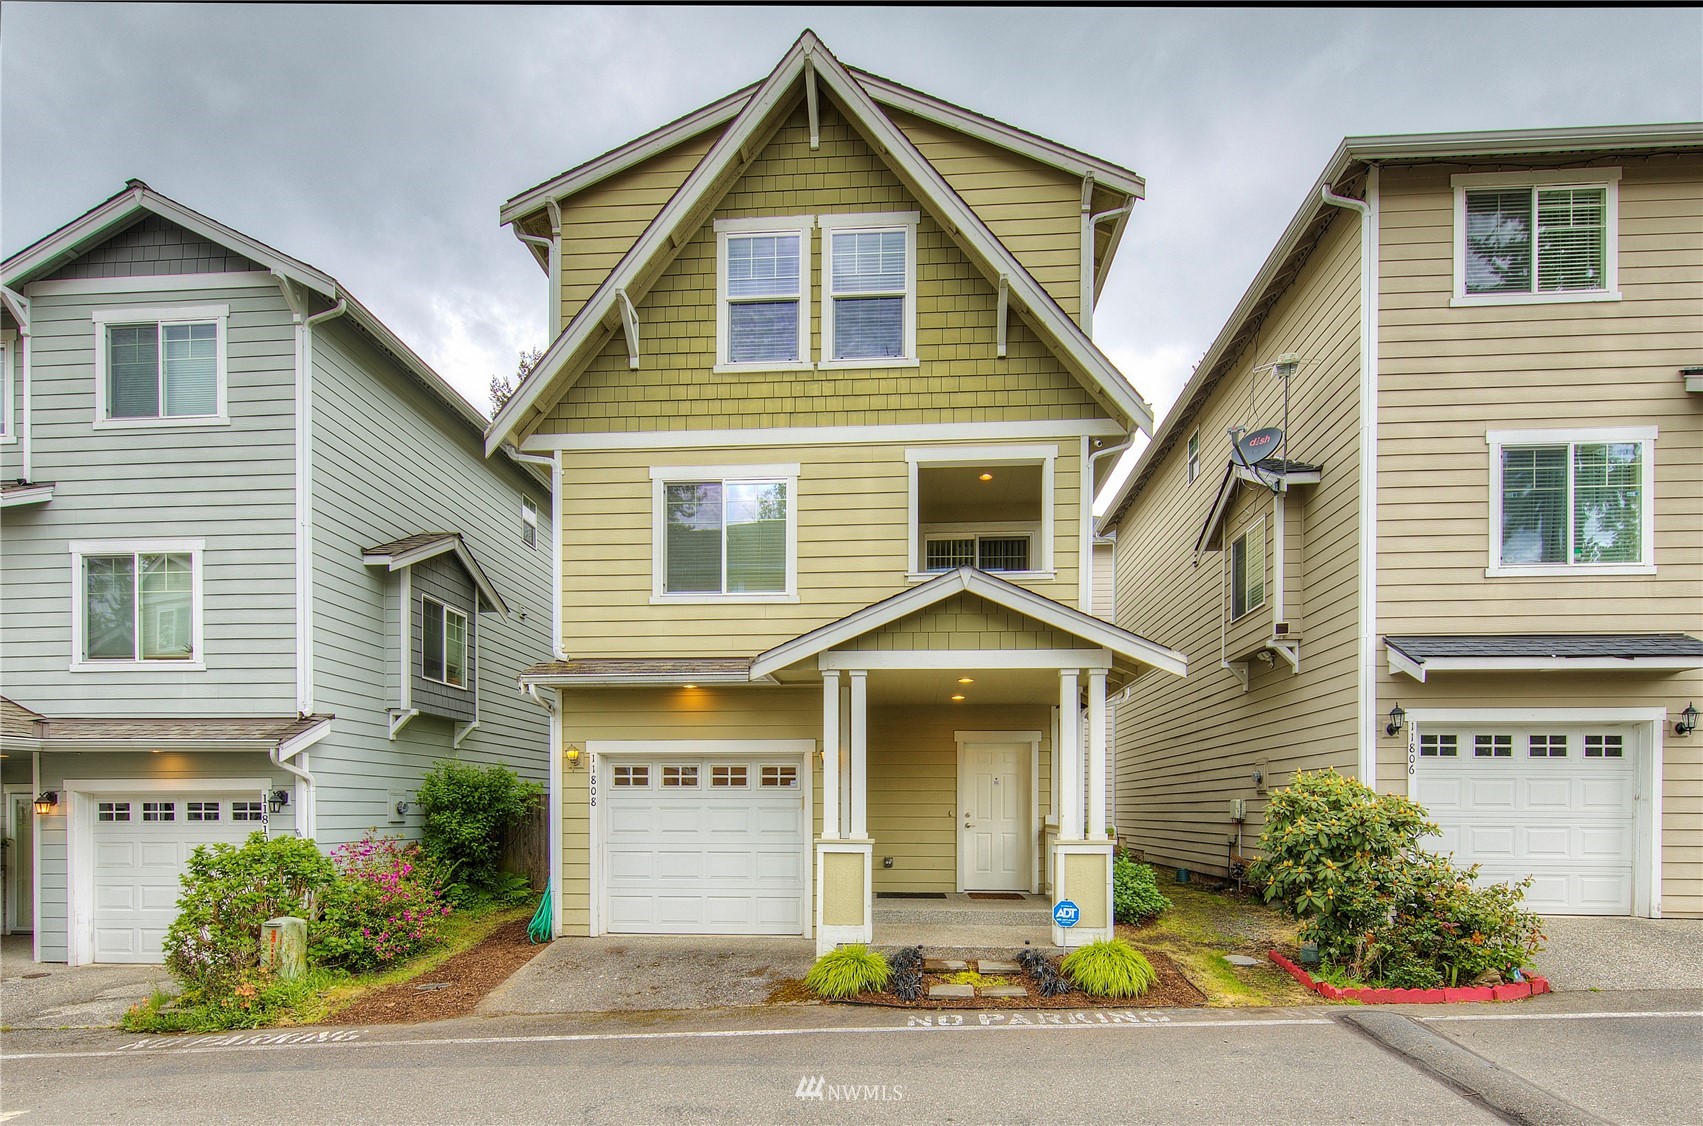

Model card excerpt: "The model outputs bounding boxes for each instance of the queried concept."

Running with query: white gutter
[1,285,31,480]
[524,684,562,941]
[271,720,329,840]
[1084,435,1133,606]
[1319,170,1380,787]
[515,226,559,339]
[1080,193,1135,339]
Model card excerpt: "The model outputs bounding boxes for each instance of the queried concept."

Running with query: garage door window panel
[1585,734,1623,758]
[1420,734,1458,758]
[761,765,798,788]
[142,802,175,822]
[1529,734,1568,758]
[662,765,700,788]
[187,801,220,822]
[98,802,131,822]
[1475,734,1512,758]
[613,765,650,788]
[232,801,264,821]
[712,765,749,788]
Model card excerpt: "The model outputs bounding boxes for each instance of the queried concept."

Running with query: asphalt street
[2,991,1698,1124]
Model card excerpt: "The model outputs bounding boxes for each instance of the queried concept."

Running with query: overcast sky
[5,5,1699,477]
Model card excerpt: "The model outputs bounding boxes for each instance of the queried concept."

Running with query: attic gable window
[820,213,918,367]
[714,217,812,372]
[92,305,228,428]
[1452,170,1619,306]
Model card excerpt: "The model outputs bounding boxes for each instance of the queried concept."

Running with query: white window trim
[712,216,815,375]
[422,595,472,690]
[817,211,920,370]
[1185,429,1199,484]
[1229,517,1266,621]
[521,494,539,550]
[905,444,1057,582]
[90,304,230,429]
[1485,426,1656,577]
[1450,169,1621,307]
[68,538,206,672]
[920,523,1047,579]
[649,462,801,604]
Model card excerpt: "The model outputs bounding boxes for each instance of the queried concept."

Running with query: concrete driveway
[1530,916,1703,991]
[0,934,174,1029]
[478,935,817,1016]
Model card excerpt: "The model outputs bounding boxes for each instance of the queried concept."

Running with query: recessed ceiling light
[683,683,698,689]
[950,694,966,702]
[958,677,974,684]
[978,472,993,482]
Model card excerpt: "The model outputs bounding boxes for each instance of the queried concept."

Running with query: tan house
[487,32,1183,951]
[1099,125,1703,919]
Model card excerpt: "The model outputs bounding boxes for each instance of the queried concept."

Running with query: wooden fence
[500,796,548,891]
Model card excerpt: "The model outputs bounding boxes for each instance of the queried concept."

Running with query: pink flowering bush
[312,833,452,971]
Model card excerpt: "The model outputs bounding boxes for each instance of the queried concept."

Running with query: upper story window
[1452,170,1619,306]
[907,445,1055,581]
[820,213,918,368]
[521,496,539,550]
[422,596,470,689]
[714,217,812,372]
[92,305,228,427]
[1488,427,1655,576]
[0,331,13,442]
[650,463,799,602]
[1186,430,1200,484]
[70,539,204,671]
[1230,519,1265,620]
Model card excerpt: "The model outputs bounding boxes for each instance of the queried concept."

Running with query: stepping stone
[1224,955,1262,967]
[978,985,1028,998]
[923,959,969,973]
[928,983,975,999]
[976,960,1021,973]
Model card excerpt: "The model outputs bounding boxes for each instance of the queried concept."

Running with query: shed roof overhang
[362,532,509,616]
[1385,634,1703,682]
[1195,458,1321,557]
[0,706,333,755]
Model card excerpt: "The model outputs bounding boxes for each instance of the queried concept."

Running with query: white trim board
[522,418,1123,452]
[27,272,277,297]
[818,649,1111,671]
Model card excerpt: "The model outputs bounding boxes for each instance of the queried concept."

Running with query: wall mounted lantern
[1385,703,1406,737]
[1677,703,1699,737]
[33,792,58,816]
[267,789,290,815]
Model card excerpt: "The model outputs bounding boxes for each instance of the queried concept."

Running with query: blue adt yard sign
[1052,899,1079,928]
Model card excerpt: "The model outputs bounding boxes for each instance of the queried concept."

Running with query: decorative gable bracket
[616,288,639,369]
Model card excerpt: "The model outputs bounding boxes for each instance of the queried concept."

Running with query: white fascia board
[276,718,333,761]
[364,537,510,617]
[519,672,774,688]
[1342,123,1703,163]
[1,485,54,507]
[1386,644,1428,683]
[522,417,1122,452]
[1416,655,1703,675]
[818,649,1112,671]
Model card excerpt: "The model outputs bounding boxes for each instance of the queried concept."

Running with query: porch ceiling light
[1385,703,1406,737]
[950,694,966,702]
[683,683,698,689]
[34,792,58,816]
[1677,702,1698,737]
[978,472,993,482]
[957,677,974,684]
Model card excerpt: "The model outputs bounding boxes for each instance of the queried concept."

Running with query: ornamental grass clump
[313,833,452,972]
[804,944,892,999]
[1060,939,1159,999]
[1112,854,1172,923]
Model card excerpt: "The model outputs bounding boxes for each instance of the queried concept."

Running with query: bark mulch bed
[331,918,543,1025]
[841,948,1204,1009]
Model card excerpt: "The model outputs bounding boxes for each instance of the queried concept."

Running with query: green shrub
[1112,855,1172,923]
[163,832,336,996]
[1247,769,1543,986]
[123,968,344,1033]
[415,761,543,903]
[803,944,892,999]
[1060,939,1158,999]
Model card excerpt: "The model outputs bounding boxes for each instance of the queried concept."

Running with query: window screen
[726,234,801,364]
[1465,186,1606,296]
[829,229,907,360]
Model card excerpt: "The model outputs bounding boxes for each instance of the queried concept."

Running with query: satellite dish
[1235,427,1283,466]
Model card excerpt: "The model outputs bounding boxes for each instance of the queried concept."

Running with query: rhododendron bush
[312,834,452,971]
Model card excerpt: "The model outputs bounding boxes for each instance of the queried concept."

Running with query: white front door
[959,740,1029,891]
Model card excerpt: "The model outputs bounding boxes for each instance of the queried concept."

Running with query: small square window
[1529,734,1568,758]
[661,765,700,788]
[1419,734,1458,758]
[232,801,264,822]
[613,765,649,787]
[1474,734,1512,758]
[187,801,221,822]
[79,549,198,664]
[98,801,132,822]
[760,765,798,788]
[142,801,176,822]
[1584,734,1623,759]
[95,307,227,424]
[711,765,748,788]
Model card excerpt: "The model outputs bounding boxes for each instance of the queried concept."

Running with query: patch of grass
[318,905,531,1015]
[1119,873,1318,1008]
[804,944,891,999]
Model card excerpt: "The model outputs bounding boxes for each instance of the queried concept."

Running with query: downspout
[1320,168,1380,786]
[525,683,562,940]
[1078,177,1135,339]
[515,223,560,340]
[270,746,316,839]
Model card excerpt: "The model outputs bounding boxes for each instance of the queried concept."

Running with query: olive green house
[487,31,1183,951]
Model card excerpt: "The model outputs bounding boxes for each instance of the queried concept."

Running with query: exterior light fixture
[267,789,291,814]
[1385,704,1406,737]
[950,694,966,702]
[33,792,58,816]
[565,745,583,768]
[1677,703,1699,737]
[978,472,993,482]
[682,683,698,690]
[957,677,974,684]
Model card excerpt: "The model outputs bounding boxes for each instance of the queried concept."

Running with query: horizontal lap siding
[559,439,1083,657]
[1373,156,1703,916]
[309,323,553,846]
[1112,215,1364,877]
[537,102,1108,437]
[0,280,297,715]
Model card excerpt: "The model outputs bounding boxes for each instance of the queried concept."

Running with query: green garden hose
[527,887,553,944]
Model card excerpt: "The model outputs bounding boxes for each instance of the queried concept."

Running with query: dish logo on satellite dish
[1236,427,1283,464]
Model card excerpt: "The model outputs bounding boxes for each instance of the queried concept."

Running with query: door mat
[876,892,948,899]
[966,892,1026,901]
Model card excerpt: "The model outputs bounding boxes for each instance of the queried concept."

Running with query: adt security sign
[1052,899,1080,928]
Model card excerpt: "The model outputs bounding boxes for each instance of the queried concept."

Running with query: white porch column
[1058,670,1082,840]
[1087,669,1108,840]
[821,671,841,840]
[848,669,869,839]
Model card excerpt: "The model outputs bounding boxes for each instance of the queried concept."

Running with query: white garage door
[91,793,262,962]
[1411,725,1637,915]
[604,758,806,935]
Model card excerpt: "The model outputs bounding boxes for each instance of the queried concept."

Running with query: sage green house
[488,31,1182,951]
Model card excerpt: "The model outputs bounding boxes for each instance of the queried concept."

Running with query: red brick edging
[1268,951,1551,1004]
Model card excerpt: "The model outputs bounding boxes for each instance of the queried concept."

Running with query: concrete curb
[1338,1009,1604,1125]
[1270,950,1551,1004]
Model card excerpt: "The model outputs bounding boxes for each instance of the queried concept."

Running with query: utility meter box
[1229,798,1247,822]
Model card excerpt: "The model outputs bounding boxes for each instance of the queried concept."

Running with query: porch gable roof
[749,567,1186,679]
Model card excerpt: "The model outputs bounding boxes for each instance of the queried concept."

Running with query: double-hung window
[521,496,539,550]
[714,218,812,371]
[1186,430,1201,484]
[1230,519,1265,620]
[92,305,228,426]
[1453,170,1619,305]
[820,213,918,367]
[1489,428,1655,575]
[71,539,203,669]
[652,464,799,601]
[422,597,469,688]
